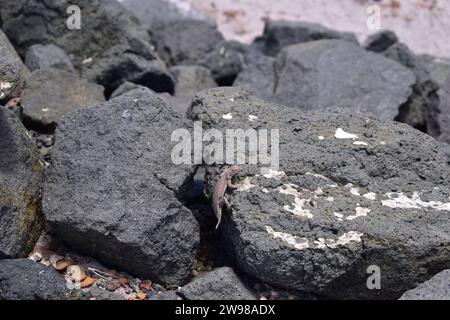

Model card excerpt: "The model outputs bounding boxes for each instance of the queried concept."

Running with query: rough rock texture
[0,0,174,95]
[418,55,450,87]
[21,68,105,133]
[382,43,441,135]
[254,20,358,56]
[399,270,450,300]
[0,30,23,103]
[437,76,450,143]
[180,267,256,300]
[439,142,450,165]
[187,87,450,299]
[25,44,75,72]
[152,19,225,66]
[235,40,415,122]
[43,88,199,285]
[0,259,69,300]
[171,65,217,100]
[364,30,398,53]
[121,0,210,29]
[0,108,44,258]
[110,81,190,115]
[197,41,248,85]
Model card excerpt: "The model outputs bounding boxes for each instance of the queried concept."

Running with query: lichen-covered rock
[235,40,415,122]
[399,270,450,300]
[180,267,256,300]
[0,0,174,95]
[254,20,358,56]
[188,87,450,299]
[21,68,105,133]
[0,109,44,259]
[364,30,398,53]
[25,44,75,72]
[0,259,69,300]
[43,88,199,285]
[0,30,25,104]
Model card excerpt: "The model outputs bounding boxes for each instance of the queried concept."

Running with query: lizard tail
[215,217,221,230]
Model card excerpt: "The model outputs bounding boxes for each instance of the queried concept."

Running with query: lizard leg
[223,197,231,209]
[227,179,237,189]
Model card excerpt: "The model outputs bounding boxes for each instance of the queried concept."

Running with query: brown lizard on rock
[212,165,241,229]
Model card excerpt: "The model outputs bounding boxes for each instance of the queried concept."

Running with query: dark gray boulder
[399,270,450,300]
[235,40,415,122]
[382,43,441,135]
[363,30,398,53]
[188,87,450,299]
[0,108,44,259]
[152,19,225,66]
[0,259,69,300]
[121,0,210,29]
[25,44,75,72]
[21,68,105,133]
[418,54,450,87]
[254,20,358,56]
[0,30,23,104]
[180,267,256,300]
[43,88,200,285]
[197,41,248,85]
[110,81,190,115]
[0,0,174,95]
[171,65,217,100]
[437,76,450,143]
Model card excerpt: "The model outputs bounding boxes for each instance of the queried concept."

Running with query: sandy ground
[168,0,450,58]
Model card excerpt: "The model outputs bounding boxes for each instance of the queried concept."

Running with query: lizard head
[228,165,241,175]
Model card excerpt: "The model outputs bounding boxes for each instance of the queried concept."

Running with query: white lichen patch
[0,81,12,90]
[318,135,325,140]
[326,196,335,202]
[266,226,309,250]
[236,177,255,192]
[350,187,360,196]
[82,57,93,65]
[314,231,364,249]
[222,113,233,120]
[42,108,49,112]
[277,184,313,219]
[346,207,371,221]
[353,141,368,146]
[121,110,130,118]
[248,115,258,122]
[363,192,377,200]
[333,212,344,221]
[382,192,450,211]
[261,187,270,194]
[262,169,286,180]
[335,128,358,140]
[380,141,386,145]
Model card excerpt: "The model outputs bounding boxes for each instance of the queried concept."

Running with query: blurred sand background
[165,0,450,58]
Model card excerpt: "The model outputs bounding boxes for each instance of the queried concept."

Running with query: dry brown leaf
[49,254,64,269]
[80,277,96,288]
[139,280,152,291]
[135,292,146,300]
[55,257,75,271]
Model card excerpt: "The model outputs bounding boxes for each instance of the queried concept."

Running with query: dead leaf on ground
[135,292,146,300]
[54,257,75,271]
[139,280,152,291]
[80,277,96,288]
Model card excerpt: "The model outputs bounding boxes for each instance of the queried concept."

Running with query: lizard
[212,165,241,229]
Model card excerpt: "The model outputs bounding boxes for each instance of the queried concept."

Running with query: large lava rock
[21,68,105,133]
[235,40,415,122]
[0,259,69,300]
[152,19,225,66]
[382,43,441,135]
[0,108,44,258]
[187,87,450,299]
[0,30,25,104]
[254,20,358,57]
[43,88,199,285]
[25,44,75,72]
[436,76,450,144]
[180,267,256,300]
[399,270,450,300]
[0,0,173,95]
